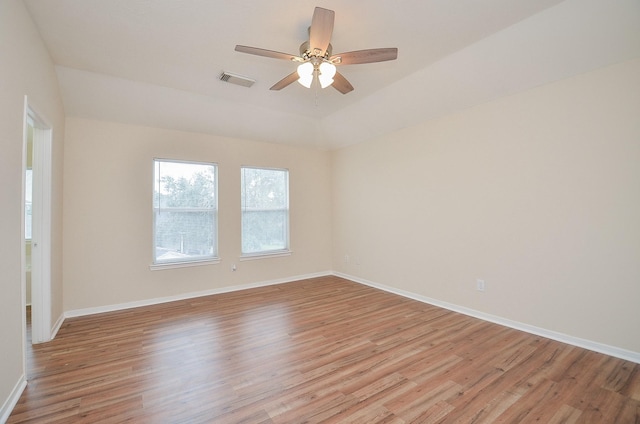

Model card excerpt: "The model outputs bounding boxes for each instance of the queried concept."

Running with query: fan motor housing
[299,41,332,59]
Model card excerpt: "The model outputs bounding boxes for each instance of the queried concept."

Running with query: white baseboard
[58,269,639,364]
[334,271,640,365]
[64,271,332,319]
[50,313,64,340]
[0,376,26,424]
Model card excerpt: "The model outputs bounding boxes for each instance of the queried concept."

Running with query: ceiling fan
[234,7,398,94]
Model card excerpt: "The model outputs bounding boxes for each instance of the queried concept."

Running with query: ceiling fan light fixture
[298,74,313,88]
[297,62,314,88]
[235,7,397,95]
[318,61,336,88]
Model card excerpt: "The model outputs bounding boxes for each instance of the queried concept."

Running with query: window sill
[149,258,220,271]
[239,250,292,261]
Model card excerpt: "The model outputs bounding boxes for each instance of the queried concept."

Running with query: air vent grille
[219,71,255,88]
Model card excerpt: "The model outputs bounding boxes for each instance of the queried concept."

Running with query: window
[153,159,217,265]
[241,167,289,256]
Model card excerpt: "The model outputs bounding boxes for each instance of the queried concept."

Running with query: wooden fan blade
[331,48,398,65]
[235,45,300,61]
[309,7,334,56]
[270,71,300,90]
[332,71,354,94]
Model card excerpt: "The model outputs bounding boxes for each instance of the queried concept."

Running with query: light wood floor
[9,276,640,423]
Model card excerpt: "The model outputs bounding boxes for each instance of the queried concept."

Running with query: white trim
[56,269,639,364]
[333,271,640,365]
[240,250,292,261]
[64,271,332,319]
[50,313,65,340]
[240,165,289,172]
[20,99,28,388]
[0,376,27,423]
[149,258,220,271]
[23,98,53,345]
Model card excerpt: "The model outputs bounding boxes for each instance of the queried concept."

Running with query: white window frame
[151,158,219,270]
[240,166,291,259]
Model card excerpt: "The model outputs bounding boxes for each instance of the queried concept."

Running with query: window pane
[241,168,287,209]
[241,167,289,255]
[154,159,217,264]
[242,210,288,254]
[155,161,216,209]
[155,210,216,262]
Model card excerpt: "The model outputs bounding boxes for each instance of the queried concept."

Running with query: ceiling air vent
[219,71,255,88]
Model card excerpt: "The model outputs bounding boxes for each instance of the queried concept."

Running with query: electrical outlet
[476,279,485,292]
[344,254,350,264]
[232,264,237,272]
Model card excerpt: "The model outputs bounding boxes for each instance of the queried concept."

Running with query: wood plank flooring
[9,276,640,423]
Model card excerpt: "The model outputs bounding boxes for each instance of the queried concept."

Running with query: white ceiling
[24,0,640,149]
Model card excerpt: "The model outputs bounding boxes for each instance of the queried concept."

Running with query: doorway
[23,99,53,345]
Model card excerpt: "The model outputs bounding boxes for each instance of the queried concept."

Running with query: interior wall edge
[333,271,640,365]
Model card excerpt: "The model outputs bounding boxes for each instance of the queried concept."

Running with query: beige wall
[63,118,332,311]
[0,0,65,415]
[332,58,640,354]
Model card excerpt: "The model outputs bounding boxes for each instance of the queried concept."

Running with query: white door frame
[23,97,53,344]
